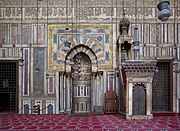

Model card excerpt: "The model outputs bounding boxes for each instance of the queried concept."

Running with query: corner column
[92,72,96,110]
[97,72,103,106]
[55,71,59,114]
[59,72,65,113]
[146,78,153,115]
[66,74,71,114]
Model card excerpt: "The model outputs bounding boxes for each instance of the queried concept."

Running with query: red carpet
[0,114,179,130]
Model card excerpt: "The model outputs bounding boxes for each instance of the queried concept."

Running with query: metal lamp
[45,73,49,79]
[157,1,171,21]
[19,48,24,66]
[173,57,179,65]
[133,40,140,51]
[74,68,79,75]
[19,58,24,66]
[62,41,71,53]
[66,59,74,66]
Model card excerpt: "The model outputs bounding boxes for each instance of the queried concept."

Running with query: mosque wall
[0,0,179,114]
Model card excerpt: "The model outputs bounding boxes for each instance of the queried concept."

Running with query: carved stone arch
[65,44,98,72]
[133,83,146,90]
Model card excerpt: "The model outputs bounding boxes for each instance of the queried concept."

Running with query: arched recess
[65,44,98,113]
[71,52,92,113]
[65,44,98,72]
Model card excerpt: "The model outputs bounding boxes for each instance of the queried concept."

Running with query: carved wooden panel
[105,90,118,114]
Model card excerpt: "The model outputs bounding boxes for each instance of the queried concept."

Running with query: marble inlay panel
[33,48,44,97]
[48,24,113,71]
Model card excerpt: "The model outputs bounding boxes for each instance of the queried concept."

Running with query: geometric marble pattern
[48,24,113,71]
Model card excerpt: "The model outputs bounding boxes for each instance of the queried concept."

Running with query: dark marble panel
[33,48,44,97]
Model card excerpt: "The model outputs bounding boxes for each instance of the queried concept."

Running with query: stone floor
[0,114,180,130]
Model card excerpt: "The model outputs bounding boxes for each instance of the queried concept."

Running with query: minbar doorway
[0,61,18,113]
